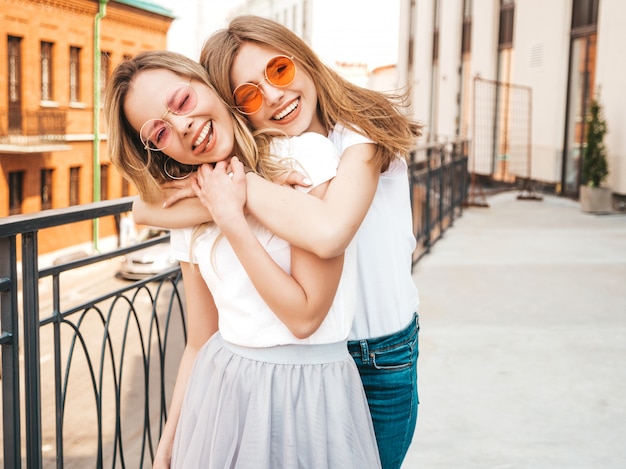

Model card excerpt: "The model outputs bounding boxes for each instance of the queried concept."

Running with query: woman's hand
[192,157,247,228]
[276,170,312,188]
[161,173,199,208]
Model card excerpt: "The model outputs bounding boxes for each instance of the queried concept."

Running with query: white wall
[411,0,435,137]
[596,0,626,194]
[470,0,500,81]
[435,0,463,141]
[512,0,571,184]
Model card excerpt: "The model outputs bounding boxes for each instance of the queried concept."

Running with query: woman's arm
[132,171,309,228]
[153,261,218,469]
[133,143,379,259]
[193,159,342,339]
[133,186,212,228]
[246,143,379,258]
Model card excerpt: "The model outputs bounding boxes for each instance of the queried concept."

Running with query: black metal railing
[0,198,186,468]
[410,139,470,265]
[0,141,469,467]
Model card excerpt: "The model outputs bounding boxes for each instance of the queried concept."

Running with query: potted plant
[580,96,612,213]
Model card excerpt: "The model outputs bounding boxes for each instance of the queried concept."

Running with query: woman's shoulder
[327,123,374,153]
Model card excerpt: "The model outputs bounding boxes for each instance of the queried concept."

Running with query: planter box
[580,185,612,213]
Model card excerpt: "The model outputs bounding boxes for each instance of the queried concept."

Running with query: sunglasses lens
[232,56,296,115]
[266,56,296,87]
[140,119,171,151]
[166,83,197,115]
[233,84,264,114]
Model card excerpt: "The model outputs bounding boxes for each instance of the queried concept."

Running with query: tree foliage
[582,97,609,188]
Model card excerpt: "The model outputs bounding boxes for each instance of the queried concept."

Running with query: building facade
[0,0,173,254]
[403,0,623,199]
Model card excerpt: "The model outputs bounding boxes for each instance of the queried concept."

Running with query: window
[8,36,22,132]
[41,41,53,101]
[122,177,130,197]
[41,169,53,210]
[461,0,472,55]
[100,164,109,200]
[432,29,440,62]
[572,0,599,30]
[69,166,80,206]
[100,51,111,97]
[432,0,440,63]
[498,0,515,50]
[70,46,80,102]
[9,171,24,215]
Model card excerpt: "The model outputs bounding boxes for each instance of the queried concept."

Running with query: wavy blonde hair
[104,50,289,203]
[200,15,422,171]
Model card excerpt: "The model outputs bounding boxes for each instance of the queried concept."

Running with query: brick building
[0,0,173,254]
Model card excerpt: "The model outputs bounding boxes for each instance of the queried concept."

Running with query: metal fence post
[0,235,22,468]
[21,231,43,468]
[424,146,433,250]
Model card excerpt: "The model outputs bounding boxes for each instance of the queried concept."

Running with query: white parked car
[118,244,179,280]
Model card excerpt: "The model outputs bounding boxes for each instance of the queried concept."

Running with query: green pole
[93,0,107,252]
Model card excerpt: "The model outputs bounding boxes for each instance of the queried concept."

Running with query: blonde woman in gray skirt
[104,51,381,468]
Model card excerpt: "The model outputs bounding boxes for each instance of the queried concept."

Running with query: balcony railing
[410,139,470,265]
[0,198,186,468]
[0,140,468,468]
[0,109,67,146]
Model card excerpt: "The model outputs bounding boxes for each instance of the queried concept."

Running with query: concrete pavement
[402,191,626,468]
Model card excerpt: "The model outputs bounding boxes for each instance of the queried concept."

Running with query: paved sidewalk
[402,191,626,468]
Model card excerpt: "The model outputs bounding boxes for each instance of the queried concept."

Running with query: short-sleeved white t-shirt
[170,132,357,347]
[327,124,419,340]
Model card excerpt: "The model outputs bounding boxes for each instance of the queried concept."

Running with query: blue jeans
[348,313,420,469]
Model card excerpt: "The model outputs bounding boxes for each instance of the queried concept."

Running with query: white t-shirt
[328,124,420,340]
[170,132,357,347]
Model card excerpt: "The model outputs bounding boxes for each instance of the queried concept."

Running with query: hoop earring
[163,157,194,180]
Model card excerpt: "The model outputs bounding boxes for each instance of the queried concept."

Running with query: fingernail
[162,202,168,208]
[303,178,312,186]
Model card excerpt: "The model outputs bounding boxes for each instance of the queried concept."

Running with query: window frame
[41,41,54,101]
[69,166,80,206]
[70,46,81,103]
[100,164,109,201]
[41,168,53,210]
[498,1,515,50]
[100,51,111,98]
[9,171,24,215]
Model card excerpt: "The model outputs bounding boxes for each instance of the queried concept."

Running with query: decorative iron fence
[410,139,470,265]
[0,142,468,467]
[0,198,186,468]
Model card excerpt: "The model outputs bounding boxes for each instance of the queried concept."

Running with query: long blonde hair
[104,50,285,203]
[200,15,422,171]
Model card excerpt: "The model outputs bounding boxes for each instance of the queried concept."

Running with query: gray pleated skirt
[171,332,381,468]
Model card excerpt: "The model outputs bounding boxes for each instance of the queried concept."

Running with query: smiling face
[230,42,325,136]
[123,68,235,166]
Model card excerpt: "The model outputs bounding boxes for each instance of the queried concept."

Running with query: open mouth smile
[271,98,300,121]
[193,121,213,151]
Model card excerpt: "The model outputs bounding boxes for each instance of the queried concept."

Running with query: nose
[259,80,285,107]
[169,114,193,137]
